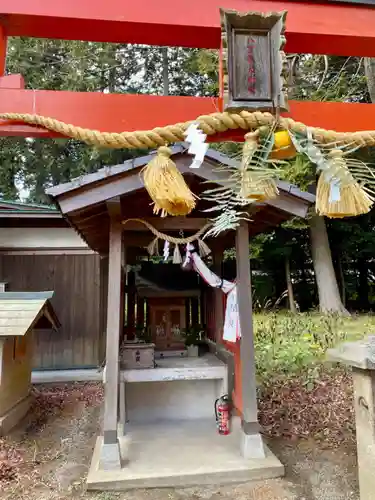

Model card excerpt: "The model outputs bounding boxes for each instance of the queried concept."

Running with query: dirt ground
[0,383,360,500]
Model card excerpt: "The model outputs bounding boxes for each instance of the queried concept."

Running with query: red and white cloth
[183,244,241,342]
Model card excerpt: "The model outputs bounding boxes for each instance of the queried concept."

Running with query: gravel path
[0,384,360,500]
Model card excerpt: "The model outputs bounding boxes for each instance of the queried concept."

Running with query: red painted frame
[0,1,374,138]
[0,86,374,139]
[1,0,374,414]
[2,0,375,56]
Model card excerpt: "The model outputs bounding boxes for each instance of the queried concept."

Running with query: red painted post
[0,25,7,75]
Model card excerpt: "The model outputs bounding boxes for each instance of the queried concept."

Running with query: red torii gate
[1,0,375,139]
[1,1,374,485]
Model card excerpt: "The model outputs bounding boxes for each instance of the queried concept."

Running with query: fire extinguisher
[215,395,231,435]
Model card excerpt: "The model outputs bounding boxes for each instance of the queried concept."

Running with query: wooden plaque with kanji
[220,9,289,113]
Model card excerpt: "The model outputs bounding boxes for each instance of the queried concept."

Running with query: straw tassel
[197,238,211,257]
[141,146,197,217]
[147,237,159,256]
[316,149,373,218]
[173,244,182,264]
[240,131,278,202]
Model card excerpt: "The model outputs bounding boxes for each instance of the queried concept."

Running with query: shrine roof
[46,145,315,255]
[47,144,314,203]
[0,291,60,337]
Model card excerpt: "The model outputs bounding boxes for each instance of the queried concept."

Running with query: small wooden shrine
[0,290,59,434]
[46,146,313,488]
[130,262,201,352]
[1,0,374,492]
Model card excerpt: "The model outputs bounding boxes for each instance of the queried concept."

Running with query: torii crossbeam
[0,0,375,138]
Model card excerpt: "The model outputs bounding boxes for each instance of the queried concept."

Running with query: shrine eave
[46,146,314,255]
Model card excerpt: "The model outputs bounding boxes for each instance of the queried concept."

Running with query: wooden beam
[235,220,264,458]
[58,175,142,214]
[0,211,62,219]
[267,193,309,218]
[1,91,375,139]
[2,0,375,56]
[72,210,108,225]
[106,196,122,221]
[86,231,154,254]
[122,217,209,231]
[102,221,122,450]
[0,248,95,255]
[75,220,108,232]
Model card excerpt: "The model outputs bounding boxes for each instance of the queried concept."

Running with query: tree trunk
[364,58,375,102]
[358,258,370,310]
[162,47,169,96]
[285,255,297,313]
[337,254,346,306]
[309,214,349,315]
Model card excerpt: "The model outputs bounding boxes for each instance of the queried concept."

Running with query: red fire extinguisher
[215,395,231,435]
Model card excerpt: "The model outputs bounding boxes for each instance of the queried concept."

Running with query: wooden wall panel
[0,253,101,370]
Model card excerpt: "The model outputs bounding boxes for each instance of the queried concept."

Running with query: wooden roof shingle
[0,292,60,337]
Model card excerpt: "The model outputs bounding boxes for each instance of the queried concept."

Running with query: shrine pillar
[235,220,265,459]
[99,218,124,470]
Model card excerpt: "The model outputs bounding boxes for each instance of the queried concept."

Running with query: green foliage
[203,129,282,237]
[3,38,375,314]
[3,39,217,201]
[290,55,369,103]
[182,325,205,346]
[134,325,152,343]
[185,49,219,95]
[254,312,371,386]
[280,153,315,191]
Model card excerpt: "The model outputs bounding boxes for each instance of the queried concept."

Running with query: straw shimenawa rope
[122,218,211,244]
[1,111,375,149]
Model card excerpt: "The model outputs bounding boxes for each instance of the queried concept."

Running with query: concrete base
[99,441,122,471]
[240,431,266,459]
[115,354,228,424]
[87,417,284,490]
[32,369,102,384]
[0,394,32,435]
[126,379,223,422]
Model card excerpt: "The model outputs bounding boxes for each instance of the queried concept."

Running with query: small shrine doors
[149,298,186,350]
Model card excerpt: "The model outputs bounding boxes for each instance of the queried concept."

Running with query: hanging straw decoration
[239,130,279,202]
[197,238,211,257]
[122,218,212,263]
[173,244,183,264]
[147,237,159,256]
[141,146,197,217]
[316,149,373,218]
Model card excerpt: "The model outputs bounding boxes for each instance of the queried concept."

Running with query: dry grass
[0,383,103,499]
[259,368,355,447]
[0,314,368,498]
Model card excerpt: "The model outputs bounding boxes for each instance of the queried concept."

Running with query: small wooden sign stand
[220,8,289,113]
